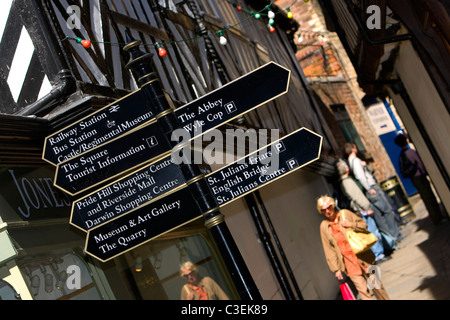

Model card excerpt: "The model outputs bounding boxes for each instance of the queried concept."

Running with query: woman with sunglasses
[317,195,390,300]
[180,261,229,300]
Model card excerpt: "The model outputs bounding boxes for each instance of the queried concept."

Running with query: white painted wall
[219,167,339,300]
[0,1,52,106]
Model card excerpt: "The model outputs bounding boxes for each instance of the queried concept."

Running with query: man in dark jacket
[394,134,448,225]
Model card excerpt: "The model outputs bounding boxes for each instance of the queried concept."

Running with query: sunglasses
[182,270,195,278]
[320,204,334,213]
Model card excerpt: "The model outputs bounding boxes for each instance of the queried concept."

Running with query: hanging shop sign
[366,102,397,136]
[42,89,154,166]
[70,155,185,231]
[84,128,322,262]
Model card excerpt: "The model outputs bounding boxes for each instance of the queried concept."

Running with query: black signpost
[44,32,323,301]
[43,89,155,166]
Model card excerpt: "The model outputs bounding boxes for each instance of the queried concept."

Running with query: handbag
[341,211,378,254]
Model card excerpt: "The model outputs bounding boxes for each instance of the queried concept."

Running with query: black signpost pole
[254,190,304,300]
[244,193,295,300]
[123,32,261,300]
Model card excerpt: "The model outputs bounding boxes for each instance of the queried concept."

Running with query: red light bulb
[81,40,91,48]
[158,47,167,57]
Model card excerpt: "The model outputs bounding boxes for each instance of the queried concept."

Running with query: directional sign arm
[85,187,201,262]
[70,154,186,231]
[174,62,290,139]
[84,128,322,262]
[54,121,173,196]
[206,128,322,207]
[43,90,155,166]
[52,62,291,196]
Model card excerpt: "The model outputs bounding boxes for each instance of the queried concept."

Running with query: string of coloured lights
[63,0,310,57]
[297,29,329,44]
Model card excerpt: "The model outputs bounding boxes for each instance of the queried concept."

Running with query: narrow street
[380,195,450,300]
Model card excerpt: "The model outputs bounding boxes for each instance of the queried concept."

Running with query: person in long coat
[317,195,390,300]
[336,160,393,261]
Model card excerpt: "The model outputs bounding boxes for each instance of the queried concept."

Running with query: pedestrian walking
[335,160,392,262]
[317,195,390,300]
[344,143,402,243]
[394,133,448,225]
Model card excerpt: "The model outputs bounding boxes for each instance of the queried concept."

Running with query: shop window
[17,249,102,300]
[114,231,239,300]
[0,280,21,300]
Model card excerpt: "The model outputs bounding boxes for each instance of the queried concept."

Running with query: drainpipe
[244,193,295,300]
[185,0,228,85]
[15,69,77,116]
[254,190,303,300]
[15,0,78,116]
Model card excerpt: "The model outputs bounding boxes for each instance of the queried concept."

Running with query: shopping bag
[340,282,356,300]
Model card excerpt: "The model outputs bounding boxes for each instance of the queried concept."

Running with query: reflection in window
[17,249,101,300]
[119,233,238,300]
[180,261,229,300]
[0,280,21,300]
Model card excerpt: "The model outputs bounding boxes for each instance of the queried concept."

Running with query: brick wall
[275,0,396,182]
